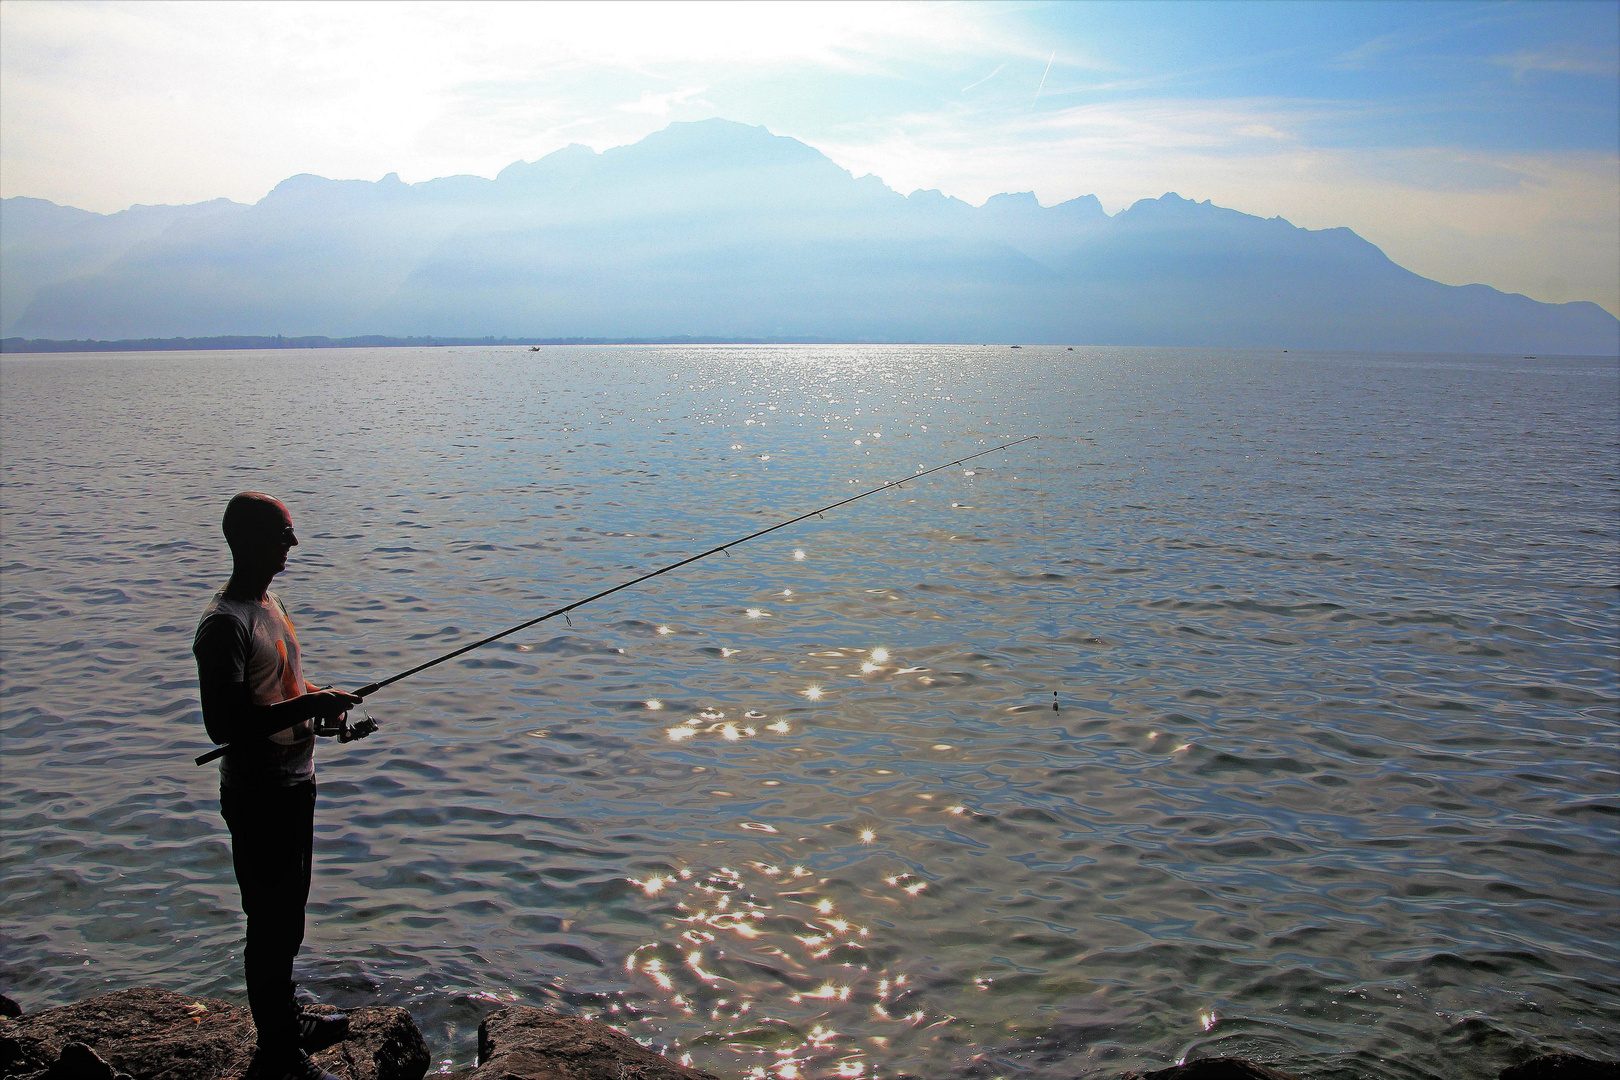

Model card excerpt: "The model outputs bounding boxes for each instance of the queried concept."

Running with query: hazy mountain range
[3,119,1616,354]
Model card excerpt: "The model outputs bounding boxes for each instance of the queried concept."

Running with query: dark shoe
[297,1009,350,1054]
[259,1047,340,1080]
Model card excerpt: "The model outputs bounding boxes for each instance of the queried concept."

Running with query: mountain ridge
[3,118,1615,353]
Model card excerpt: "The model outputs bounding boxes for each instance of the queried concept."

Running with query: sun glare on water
[621,859,940,1079]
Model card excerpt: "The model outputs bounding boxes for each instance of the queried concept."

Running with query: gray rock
[303,1004,429,1080]
[0,987,426,1080]
[1118,1058,1303,1080]
[1501,1054,1620,1080]
[46,1043,130,1080]
[467,1006,719,1080]
[0,1000,20,1021]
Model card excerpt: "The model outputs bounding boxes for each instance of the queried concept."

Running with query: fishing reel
[314,708,379,744]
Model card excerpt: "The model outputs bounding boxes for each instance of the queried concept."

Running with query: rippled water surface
[2,345,1617,1079]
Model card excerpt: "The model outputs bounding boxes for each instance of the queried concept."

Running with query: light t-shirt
[193,588,314,789]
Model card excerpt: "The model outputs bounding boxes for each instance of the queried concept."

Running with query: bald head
[219,493,297,597]
[222,492,294,547]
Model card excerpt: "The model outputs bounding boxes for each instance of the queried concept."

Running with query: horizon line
[3,335,1614,360]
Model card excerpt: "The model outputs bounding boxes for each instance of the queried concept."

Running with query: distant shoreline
[5,336,1614,359]
[0,334,846,353]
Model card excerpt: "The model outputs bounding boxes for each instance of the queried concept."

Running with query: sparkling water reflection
[1,345,1617,1080]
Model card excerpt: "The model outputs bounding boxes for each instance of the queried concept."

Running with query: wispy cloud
[1037,45,1312,102]
[618,87,710,116]
[1331,3,1535,70]
[1233,123,1289,140]
[1493,49,1620,80]
[1331,17,1470,69]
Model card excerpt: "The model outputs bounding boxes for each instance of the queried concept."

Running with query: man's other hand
[306,688,361,718]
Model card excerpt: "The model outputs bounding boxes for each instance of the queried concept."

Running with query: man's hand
[200,679,365,745]
[304,687,362,718]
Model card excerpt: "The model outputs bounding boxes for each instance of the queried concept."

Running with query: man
[194,492,361,1080]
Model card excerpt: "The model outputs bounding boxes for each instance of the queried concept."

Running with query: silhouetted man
[194,492,360,1080]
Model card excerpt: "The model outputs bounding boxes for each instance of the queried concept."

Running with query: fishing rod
[195,435,1036,767]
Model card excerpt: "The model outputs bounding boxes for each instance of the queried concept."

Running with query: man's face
[244,500,298,575]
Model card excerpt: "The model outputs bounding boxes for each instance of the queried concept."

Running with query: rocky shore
[1,988,1614,1080]
[0,989,712,1080]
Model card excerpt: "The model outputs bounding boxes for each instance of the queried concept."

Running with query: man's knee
[247,905,306,936]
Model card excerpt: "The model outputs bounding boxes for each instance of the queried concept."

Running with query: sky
[2,0,1617,315]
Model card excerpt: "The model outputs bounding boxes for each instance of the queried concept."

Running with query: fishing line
[195,435,1036,766]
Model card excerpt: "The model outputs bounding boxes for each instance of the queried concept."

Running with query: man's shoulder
[200,587,249,622]
[195,589,261,646]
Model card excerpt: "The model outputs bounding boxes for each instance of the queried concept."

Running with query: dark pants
[221,780,316,1050]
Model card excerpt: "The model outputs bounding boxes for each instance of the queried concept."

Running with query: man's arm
[198,677,361,745]
[194,611,359,746]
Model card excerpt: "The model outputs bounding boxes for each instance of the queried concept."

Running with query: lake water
[1,345,1616,1080]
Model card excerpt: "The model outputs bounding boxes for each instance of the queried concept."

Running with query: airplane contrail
[962,63,1007,93]
[1033,50,1055,106]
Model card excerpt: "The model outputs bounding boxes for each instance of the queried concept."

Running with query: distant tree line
[0,334,842,353]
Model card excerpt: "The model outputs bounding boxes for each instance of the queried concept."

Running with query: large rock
[303,1004,429,1080]
[465,1007,718,1080]
[0,988,427,1080]
[1501,1054,1620,1080]
[1119,1058,1302,1080]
